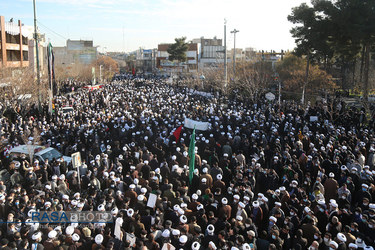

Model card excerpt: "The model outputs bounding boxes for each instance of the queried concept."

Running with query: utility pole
[230,29,239,78]
[99,65,103,82]
[47,42,53,115]
[224,19,227,89]
[302,52,310,105]
[33,0,41,111]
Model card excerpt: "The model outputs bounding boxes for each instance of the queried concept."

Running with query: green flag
[188,127,196,185]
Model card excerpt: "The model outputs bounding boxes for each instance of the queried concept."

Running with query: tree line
[288,0,375,100]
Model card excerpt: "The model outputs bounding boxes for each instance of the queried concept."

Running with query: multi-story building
[156,43,200,73]
[193,37,225,69]
[27,30,46,74]
[133,48,157,73]
[54,39,98,66]
[229,48,245,63]
[0,16,29,68]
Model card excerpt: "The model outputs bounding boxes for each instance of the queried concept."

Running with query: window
[22,36,28,45]
[23,51,28,61]
[6,50,21,61]
[6,33,20,44]
[40,149,63,162]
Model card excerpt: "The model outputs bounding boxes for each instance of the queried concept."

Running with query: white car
[9,145,72,165]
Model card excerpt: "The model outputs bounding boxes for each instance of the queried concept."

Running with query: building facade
[54,39,98,66]
[133,48,157,73]
[229,48,245,63]
[0,16,29,68]
[156,43,200,73]
[193,37,225,69]
[27,31,46,74]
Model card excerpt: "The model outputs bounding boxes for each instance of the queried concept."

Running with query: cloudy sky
[2,0,308,53]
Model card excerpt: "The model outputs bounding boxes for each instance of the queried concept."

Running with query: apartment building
[0,16,29,68]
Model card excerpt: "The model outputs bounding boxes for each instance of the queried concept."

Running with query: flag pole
[188,126,196,187]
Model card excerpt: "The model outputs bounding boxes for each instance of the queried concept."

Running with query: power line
[36,21,67,41]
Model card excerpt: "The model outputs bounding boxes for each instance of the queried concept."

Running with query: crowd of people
[0,78,374,250]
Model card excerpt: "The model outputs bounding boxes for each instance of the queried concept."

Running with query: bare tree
[229,61,272,101]
[92,55,120,82]
[0,67,49,117]
[202,61,272,100]
[20,127,41,164]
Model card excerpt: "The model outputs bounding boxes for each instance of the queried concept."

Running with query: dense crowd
[0,78,374,250]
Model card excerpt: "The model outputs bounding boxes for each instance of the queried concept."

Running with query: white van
[9,145,72,165]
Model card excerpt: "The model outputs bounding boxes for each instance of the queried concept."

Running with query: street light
[230,29,239,79]
[99,65,103,82]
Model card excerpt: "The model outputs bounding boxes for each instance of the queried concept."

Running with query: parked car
[9,145,72,165]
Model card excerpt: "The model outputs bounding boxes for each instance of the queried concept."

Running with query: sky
[1,0,309,53]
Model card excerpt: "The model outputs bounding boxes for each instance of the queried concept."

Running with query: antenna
[122,25,125,53]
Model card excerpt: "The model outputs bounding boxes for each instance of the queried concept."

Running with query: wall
[53,40,98,66]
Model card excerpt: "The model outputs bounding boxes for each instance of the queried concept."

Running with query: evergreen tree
[167,37,188,64]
